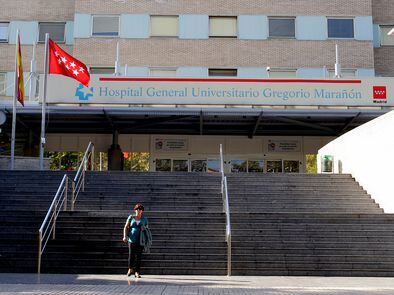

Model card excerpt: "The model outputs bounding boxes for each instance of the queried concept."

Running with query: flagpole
[29,43,37,101]
[39,33,49,170]
[10,29,20,170]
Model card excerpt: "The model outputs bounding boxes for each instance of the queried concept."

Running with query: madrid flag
[48,39,90,86]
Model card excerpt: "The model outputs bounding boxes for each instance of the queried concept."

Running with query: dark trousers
[128,243,143,272]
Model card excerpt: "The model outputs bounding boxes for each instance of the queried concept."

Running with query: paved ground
[1,274,394,294]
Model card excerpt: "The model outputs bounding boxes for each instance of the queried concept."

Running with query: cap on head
[134,203,144,211]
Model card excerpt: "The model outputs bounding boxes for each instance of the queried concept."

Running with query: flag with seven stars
[48,39,90,87]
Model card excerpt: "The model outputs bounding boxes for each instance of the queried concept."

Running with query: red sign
[373,86,387,99]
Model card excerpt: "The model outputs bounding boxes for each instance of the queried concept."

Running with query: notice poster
[267,140,300,152]
[154,138,188,151]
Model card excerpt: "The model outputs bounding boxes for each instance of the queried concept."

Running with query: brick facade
[0,45,73,72]
[372,0,394,24]
[372,0,394,77]
[75,0,372,16]
[0,0,75,21]
[1,0,390,76]
[375,47,394,77]
[74,39,374,69]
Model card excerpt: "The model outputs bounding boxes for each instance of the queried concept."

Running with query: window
[269,18,295,38]
[0,22,9,42]
[284,160,299,173]
[209,16,237,38]
[39,22,65,42]
[328,18,354,38]
[155,159,171,171]
[209,68,237,77]
[92,16,119,37]
[191,160,206,172]
[207,159,220,173]
[0,72,6,95]
[151,16,178,37]
[90,67,115,75]
[328,69,356,78]
[173,160,188,172]
[267,160,283,173]
[381,25,394,46]
[230,160,247,173]
[269,69,297,78]
[150,68,177,77]
[248,160,264,173]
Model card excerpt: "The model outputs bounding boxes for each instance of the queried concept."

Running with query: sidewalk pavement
[1,273,394,294]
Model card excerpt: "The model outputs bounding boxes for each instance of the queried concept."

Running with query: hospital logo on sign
[373,86,387,104]
[75,84,94,101]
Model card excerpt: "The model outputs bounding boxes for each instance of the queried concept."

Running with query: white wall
[318,110,394,212]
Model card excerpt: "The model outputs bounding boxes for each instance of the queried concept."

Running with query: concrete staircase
[2,171,394,276]
[41,172,227,275]
[227,174,394,276]
[0,170,70,273]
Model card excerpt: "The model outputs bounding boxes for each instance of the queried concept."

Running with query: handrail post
[52,201,57,240]
[71,181,75,211]
[64,177,68,211]
[82,169,85,192]
[91,146,95,171]
[38,230,42,274]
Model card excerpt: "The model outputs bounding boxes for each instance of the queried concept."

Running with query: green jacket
[127,215,148,244]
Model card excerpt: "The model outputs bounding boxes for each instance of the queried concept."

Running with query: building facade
[0,0,393,172]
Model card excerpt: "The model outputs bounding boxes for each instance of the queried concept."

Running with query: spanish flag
[16,33,24,106]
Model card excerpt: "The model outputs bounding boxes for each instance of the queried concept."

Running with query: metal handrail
[38,174,69,273]
[71,142,94,210]
[219,144,232,276]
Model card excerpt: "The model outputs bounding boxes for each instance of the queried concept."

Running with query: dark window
[269,18,295,38]
[39,23,65,42]
[0,22,9,42]
[328,19,354,38]
[209,69,237,77]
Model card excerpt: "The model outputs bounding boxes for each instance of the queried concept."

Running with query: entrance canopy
[0,103,388,137]
[1,76,393,137]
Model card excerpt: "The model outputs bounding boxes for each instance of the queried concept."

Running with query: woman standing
[123,203,148,278]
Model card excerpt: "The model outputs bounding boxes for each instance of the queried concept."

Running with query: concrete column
[108,130,124,170]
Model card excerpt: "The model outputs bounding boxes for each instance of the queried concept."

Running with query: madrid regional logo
[75,84,94,101]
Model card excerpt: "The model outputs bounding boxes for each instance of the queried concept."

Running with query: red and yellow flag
[16,33,24,106]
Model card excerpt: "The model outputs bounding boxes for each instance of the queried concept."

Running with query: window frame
[149,67,178,77]
[91,15,120,37]
[380,25,394,46]
[268,68,297,78]
[209,16,238,38]
[327,68,357,78]
[38,22,66,43]
[208,68,238,77]
[150,15,179,37]
[89,67,115,75]
[0,22,9,43]
[268,17,296,39]
[327,17,355,39]
[0,72,6,95]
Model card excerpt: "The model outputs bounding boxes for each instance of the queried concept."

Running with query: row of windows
[91,15,357,39]
[91,67,357,78]
[1,19,393,45]
[0,22,66,43]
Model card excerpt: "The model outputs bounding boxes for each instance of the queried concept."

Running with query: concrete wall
[318,110,394,212]
[0,156,50,170]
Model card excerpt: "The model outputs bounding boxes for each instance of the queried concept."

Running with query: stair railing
[220,144,232,276]
[71,142,94,211]
[37,174,70,274]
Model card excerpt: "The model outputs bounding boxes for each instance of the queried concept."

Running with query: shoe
[127,268,134,276]
[134,272,141,278]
